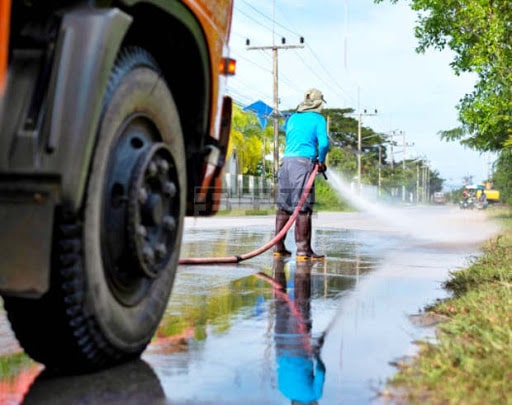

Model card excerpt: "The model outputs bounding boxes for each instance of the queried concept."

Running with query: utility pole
[416,161,420,203]
[356,109,377,194]
[385,129,403,170]
[246,38,304,202]
[400,131,414,202]
[422,162,430,203]
[378,145,382,197]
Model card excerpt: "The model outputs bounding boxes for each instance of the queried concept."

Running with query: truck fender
[43,8,132,213]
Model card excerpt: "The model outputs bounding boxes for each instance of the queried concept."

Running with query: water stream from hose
[326,169,499,244]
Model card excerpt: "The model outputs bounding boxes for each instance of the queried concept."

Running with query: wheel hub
[127,143,179,279]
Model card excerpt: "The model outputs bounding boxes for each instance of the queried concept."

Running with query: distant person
[479,190,488,208]
[273,88,330,260]
[272,258,326,404]
[462,189,469,201]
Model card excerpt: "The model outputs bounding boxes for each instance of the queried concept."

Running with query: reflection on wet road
[0,207,500,404]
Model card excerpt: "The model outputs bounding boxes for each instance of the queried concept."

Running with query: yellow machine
[466,184,500,203]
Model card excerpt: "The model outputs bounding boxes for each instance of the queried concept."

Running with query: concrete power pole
[400,131,414,202]
[356,109,377,194]
[246,39,304,202]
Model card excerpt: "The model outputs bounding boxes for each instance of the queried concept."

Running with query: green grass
[0,351,35,378]
[215,176,353,216]
[383,207,512,404]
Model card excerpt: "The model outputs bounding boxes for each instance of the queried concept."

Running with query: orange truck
[0,0,235,373]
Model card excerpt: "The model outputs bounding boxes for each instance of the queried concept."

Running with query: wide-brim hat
[297,88,326,113]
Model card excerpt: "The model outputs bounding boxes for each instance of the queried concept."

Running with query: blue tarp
[243,100,276,129]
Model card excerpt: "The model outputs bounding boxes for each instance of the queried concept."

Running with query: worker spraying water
[180,88,329,265]
[273,88,330,261]
[179,162,325,264]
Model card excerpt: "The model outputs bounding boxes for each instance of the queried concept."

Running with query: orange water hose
[179,164,321,264]
[254,271,314,354]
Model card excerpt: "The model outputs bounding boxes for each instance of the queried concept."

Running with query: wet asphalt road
[0,206,500,404]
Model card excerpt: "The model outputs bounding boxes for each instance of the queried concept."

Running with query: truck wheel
[4,47,186,373]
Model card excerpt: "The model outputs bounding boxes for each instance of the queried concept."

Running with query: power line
[237,0,303,40]
[232,5,357,108]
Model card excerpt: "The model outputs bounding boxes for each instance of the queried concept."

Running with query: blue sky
[227,0,496,189]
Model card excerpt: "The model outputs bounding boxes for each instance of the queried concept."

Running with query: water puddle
[0,181,500,403]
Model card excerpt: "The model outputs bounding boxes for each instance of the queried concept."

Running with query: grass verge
[383,207,512,404]
[215,176,353,216]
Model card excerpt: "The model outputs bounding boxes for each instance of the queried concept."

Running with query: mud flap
[0,190,55,298]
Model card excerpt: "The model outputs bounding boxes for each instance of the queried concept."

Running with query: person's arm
[317,117,330,164]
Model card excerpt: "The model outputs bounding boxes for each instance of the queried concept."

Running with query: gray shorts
[277,157,316,213]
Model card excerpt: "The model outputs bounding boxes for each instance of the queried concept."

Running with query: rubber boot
[295,212,325,261]
[273,209,292,257]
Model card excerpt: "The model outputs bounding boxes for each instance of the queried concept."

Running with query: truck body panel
[0,0,234,296]
[0,0,235,374]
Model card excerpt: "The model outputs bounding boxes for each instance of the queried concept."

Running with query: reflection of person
[272,258,326,404]
[273,88,329,260]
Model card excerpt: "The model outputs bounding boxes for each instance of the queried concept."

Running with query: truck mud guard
[45,8,132,212]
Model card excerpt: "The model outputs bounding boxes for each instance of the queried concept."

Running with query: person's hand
[317,162,327,173]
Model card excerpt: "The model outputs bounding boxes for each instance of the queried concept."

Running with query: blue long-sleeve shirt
[283,111,330,163]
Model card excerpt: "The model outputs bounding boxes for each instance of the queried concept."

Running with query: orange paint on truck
[0,0,10,93]
[183,0,234,136]
[182,0,235,214]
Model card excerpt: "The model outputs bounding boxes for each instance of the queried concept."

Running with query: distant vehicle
[465,184,500,204]
[433,192,446,204]
[459,196,475,210]
[1,0,235,374]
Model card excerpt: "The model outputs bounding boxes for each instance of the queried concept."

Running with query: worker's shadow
[270,258,326,405]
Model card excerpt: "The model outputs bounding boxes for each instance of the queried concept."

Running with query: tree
[493,148,512,203]
[228,103,447,201]
[320,108,388,182]
[375,0,512,151]
[228,104,273,176]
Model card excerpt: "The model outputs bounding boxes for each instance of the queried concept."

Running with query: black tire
[4,47,186,374]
